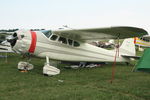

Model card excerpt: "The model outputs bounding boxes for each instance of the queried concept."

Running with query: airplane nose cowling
[10,30,37,54]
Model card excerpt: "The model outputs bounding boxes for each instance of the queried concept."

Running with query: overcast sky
[0,0,149,34]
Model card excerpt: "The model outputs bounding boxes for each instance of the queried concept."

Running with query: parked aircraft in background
[134,35,150,47]
[134,35,150,51]
[0,41,13,53]
[0,26,148,76]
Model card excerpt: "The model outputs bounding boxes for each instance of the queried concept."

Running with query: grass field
[0,53,150,100]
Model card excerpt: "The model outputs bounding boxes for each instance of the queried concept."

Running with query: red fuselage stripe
[28,31,37,53]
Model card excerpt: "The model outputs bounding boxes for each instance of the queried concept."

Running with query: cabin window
[41,30,52,38]
[68,39,73,46]
[58,37,67,44]
[74,41,80,47]
[50,35,58,41]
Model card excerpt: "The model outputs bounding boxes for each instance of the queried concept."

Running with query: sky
[0,0,150,34]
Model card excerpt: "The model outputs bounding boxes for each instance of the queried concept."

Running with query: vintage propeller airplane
[0,26,148,76]
[134,35,150,51]
[0,41,13,53]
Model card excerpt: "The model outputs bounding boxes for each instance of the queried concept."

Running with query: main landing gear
[17,54,34,72]
[18,61,34,72]
[43,56,60,76]
[17,55,60,76]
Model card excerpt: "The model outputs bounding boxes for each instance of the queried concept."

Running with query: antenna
[62,25,75,30]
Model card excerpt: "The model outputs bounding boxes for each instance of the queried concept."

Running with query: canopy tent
[135,48,150,72]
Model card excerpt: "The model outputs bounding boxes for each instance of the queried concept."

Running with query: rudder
[120,38,136,56]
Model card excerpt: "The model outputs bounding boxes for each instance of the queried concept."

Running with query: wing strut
[110,36,120,83]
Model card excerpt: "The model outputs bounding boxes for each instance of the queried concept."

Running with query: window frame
[50,34,59,41]
[58,36,67,44]
[41,30,52,38]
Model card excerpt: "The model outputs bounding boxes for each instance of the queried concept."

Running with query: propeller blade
[6,32,18,47]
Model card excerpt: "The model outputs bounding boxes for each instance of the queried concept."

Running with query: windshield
[41,30,52,38]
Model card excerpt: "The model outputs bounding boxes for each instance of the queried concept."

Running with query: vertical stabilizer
[120,38,136,56]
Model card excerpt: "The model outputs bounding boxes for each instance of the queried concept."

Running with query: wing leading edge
[53,26,148,42]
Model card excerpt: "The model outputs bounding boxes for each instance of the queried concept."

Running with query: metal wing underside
[53,26,148,42]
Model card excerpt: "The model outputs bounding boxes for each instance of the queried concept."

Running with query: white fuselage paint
[12,31,129,62]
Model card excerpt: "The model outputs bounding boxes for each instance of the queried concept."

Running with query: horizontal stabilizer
[121,55,140,60]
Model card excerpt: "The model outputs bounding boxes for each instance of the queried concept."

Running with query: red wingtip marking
[28,31,37,53]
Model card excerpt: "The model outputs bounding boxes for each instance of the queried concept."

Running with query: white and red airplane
[0,26,148,76]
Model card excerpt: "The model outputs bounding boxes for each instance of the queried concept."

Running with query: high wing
[121,55,140,60]
[53,26,148,42]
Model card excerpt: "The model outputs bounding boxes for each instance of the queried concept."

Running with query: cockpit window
[41,30,52,38]
[58,37,67,44]
[50,35,58,41]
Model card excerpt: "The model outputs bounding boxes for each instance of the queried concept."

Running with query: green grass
[0,53,150,100]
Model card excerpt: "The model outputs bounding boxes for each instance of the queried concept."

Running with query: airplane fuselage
[12,30,129,62]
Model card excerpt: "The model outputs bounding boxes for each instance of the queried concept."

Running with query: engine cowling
[10,30,37,55]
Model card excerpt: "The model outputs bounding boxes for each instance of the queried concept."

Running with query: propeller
[6,32,18,47]
[0,31,17,46]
